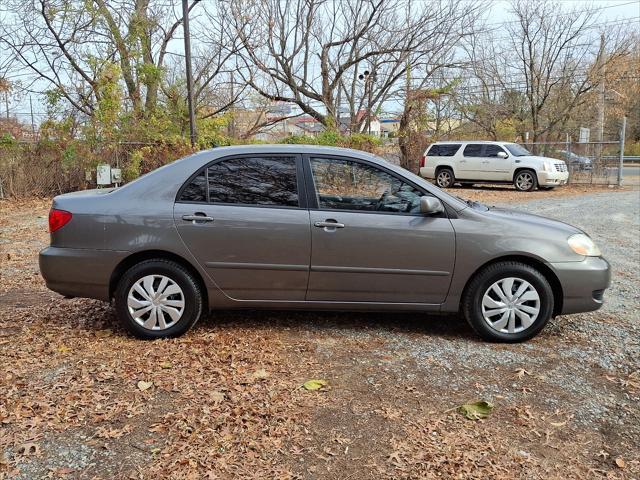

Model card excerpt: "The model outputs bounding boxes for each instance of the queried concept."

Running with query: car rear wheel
[462,261,554,342]
[114,259,203,339]
[514,170,538,192]
[436,168,455,188]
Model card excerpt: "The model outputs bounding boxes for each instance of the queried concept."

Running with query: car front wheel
[462,261,554,342]
[114,259,204,339]
[514,170,538,192]
[436,168,455,188]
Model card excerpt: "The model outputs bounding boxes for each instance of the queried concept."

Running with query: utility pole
[596,34,606,160]
[182,0,197,147]
[29,95,35,135]
[618,116,626,186]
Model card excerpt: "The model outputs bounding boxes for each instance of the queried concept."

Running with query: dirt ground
[1,186,639,479]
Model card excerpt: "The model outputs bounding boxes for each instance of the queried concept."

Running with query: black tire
[435,168,455,188]
[462,261,554,343]
[114,259,204,339]
[538,186,555,191]
[513,169,538,192]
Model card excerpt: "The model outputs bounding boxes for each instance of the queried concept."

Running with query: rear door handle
[182,213,214,223]
[314,221,345,229]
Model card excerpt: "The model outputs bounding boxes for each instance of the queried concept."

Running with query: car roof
[430,140,516,145]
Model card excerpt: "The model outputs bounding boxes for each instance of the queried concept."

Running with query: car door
[481,144,512,180]
[458,144,484,179]
[305,156,455,304]
[174,154,311,301]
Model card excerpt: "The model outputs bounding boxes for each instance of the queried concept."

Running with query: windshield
[505,144,532,157]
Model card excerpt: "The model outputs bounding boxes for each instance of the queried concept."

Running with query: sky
[4,0,639,124]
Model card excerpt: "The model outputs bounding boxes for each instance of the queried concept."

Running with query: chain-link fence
[521,138,627,186]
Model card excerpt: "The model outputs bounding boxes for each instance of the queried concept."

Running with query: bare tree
[228,0,462,130]
[459,0,633,144]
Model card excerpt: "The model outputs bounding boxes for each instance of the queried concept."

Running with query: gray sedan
[39,145,610,342]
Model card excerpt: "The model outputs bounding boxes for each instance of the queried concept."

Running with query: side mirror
[420,196,444,215]
[497,151,508,159]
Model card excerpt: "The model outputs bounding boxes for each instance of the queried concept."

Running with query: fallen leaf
[252,368,270,381]
[615,457,625,469]
[515,368,531,379]
[458,401,494,420]
[210,391,225,404]
[137,380,153,391]
[160,361,172,369]
[302,379,328,391]
[57,344,70,353]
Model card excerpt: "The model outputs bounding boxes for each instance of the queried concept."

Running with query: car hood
[485,207,582,235]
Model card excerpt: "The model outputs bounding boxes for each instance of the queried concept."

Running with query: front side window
[483,145,507,157]
[463,144,483,156]
[505,144,532,157]
[310,157,424,214]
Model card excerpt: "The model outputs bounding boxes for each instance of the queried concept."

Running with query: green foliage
[343,133,382,151]
[279,135,317,145]
[0,133,16,146]
[124,148,144,181]
[625,142,640,156]
[316,129,340,146]
[61,144,77,171]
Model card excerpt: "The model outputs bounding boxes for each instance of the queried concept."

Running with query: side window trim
[301,154,445,217]
[175,153,306,209]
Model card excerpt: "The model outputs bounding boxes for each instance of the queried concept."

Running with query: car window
[463,144,483,156]
[427,144,461,156]
[178,169,207,202]
[483,145,507,157]
[310,157,424,214]
[207,156,299,207]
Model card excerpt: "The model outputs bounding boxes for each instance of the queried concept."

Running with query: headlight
[568,233,601,256]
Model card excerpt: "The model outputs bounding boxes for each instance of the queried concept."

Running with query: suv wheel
[436,168,455,188]
[114,259,204,339]
[514,170,538,192]
[462,261,554,342]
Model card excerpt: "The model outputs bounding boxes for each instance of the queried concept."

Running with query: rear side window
[427,144,461,156]
[484,145,506,157]
[207,156,299,207]
[178,156,299,207]
[463,144,483,156]
[179,170,207,202]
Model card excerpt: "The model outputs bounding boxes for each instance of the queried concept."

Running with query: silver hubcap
[127,275,185,330]
[516,172,534,190]
[481,277,540,334]
[437,171,452,187]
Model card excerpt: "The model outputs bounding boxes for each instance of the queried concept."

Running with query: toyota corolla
[39,145,610,342]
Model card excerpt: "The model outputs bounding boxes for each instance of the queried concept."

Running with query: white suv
[419,141,569,191]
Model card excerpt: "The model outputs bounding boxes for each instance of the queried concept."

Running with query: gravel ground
[1,188,639,479]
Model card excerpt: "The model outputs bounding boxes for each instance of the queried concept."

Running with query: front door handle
[314,220,345,229]
[182,213,214,223]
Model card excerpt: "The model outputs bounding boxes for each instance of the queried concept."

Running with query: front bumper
[538,170,569,186]
[39,246,129,301]
[550,256,611,315]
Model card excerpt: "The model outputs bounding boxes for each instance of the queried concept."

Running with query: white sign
[97,164,112,185]
[579,127,590,143]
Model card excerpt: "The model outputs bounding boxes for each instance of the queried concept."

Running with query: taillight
[419,155,427,168]
[49,209,72,232]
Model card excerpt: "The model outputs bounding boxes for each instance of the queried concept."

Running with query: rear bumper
[419,166,436,179]
[39,246,129,301]
[550,256,611,315]
[538,171,569,186]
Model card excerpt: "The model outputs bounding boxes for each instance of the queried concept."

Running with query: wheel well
[435,165,454,174]
[513,167,537,181]
[109,250,209,309]
[460,255,563,316]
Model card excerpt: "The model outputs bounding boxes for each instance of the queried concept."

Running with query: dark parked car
[40,146,610,342]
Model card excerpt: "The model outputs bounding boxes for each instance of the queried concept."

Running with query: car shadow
[195,309,479,342]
